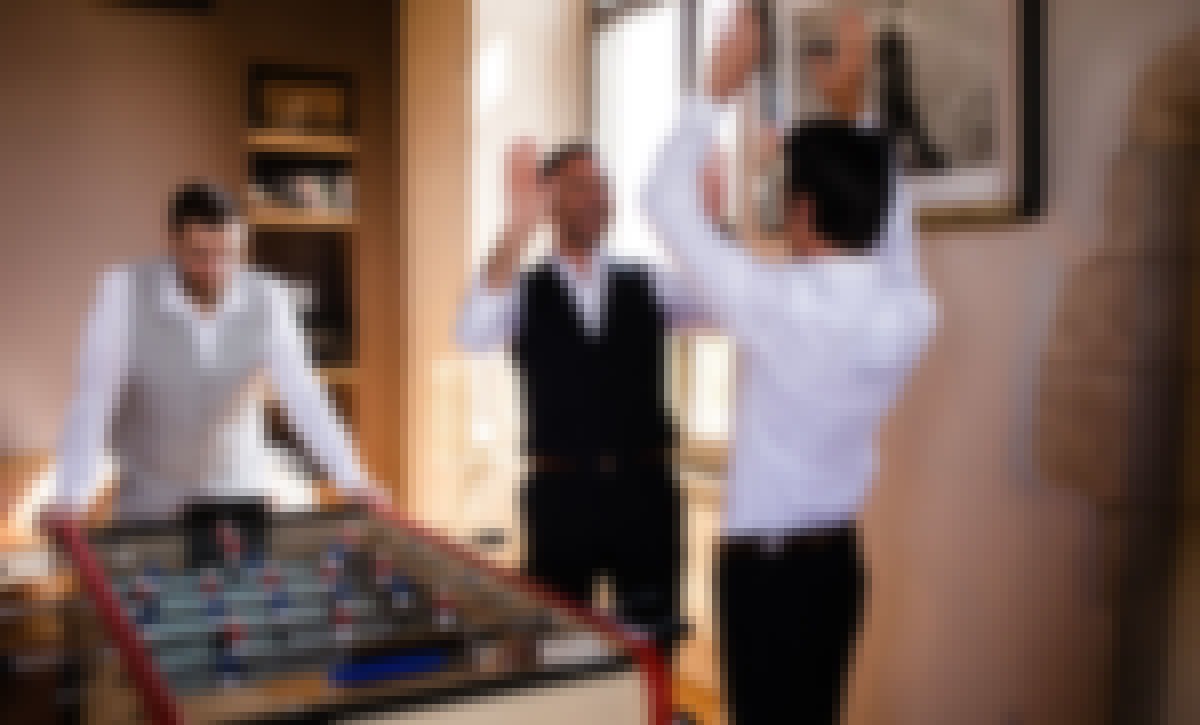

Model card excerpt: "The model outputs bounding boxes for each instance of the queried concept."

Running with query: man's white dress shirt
[456,247,709,350]
[642,98,938,534]
[54,262,369,514]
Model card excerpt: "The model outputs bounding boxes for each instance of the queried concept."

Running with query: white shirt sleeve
[641,97,938,384]
[454,272,522,352]
[264,281,370,493]
[641,97,802,357]
[878,170,920,286]
[647,263,714,331]
[54,265,132,513]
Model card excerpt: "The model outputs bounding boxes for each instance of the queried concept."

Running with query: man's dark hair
[539,141,597,181]
[783,121,893,254]
[168,180,239,237]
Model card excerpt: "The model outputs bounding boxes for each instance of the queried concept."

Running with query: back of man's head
[783,120,892,255]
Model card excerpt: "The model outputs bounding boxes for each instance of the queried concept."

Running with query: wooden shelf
[248,208,358,230]
[246,130,359,155]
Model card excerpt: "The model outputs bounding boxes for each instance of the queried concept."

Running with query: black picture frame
[691,0,1047,226]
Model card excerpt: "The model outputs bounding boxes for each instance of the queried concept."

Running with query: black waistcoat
[512,262,675,457]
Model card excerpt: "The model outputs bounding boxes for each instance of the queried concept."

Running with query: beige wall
[0,0,401,487]
[854,2,1200,724]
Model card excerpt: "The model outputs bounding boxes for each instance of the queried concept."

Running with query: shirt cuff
[335,478,368,493]
[464,271,518,324]
[680,94,726,133]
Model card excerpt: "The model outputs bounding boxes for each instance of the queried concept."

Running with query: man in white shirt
[43,181,383,532]
[642,8,937,724]
[456,141,710,660]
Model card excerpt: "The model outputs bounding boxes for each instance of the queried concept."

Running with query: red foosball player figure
[372,554,393,590]
[200,568,222,597]
[333,600,356,645]
[217,617,248,689]
[320,552,341,592]
[217,519,243,578]
[260,561,284,590]
[433,586,458,632]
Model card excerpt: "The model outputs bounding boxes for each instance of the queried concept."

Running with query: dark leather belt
[720,526,853,557]
[528,449,670,474]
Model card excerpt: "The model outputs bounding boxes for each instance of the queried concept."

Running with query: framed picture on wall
[751,0,1045,226]
[248,63,358,135]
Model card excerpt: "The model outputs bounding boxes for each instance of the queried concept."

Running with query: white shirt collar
[549,245,609,289]
[159,259,248,323]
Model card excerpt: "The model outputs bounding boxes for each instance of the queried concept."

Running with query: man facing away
[44,181,383,528]
[456,140,711,658]
[643,8,938,724]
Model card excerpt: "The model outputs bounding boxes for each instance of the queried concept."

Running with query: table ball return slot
[48,498,670,725]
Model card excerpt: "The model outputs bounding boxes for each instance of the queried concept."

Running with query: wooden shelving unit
[245,63,361,475]
[245,131,359,156]
[247,208,358,230]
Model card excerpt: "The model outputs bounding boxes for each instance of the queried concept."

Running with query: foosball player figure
[374,555,415,613]
[333,600,356,645]
[433,585,458,632]
[320,543,343,592]
[130,567,160,627]
[260,561,284,590]
[265,571,291,649]
[217,616,248,688]
[200,567,222,596]
[217,519,244,581]
[206,596,227,624]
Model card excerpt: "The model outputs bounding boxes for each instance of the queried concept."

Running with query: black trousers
[717,527,867,725]
[521,461,685,654]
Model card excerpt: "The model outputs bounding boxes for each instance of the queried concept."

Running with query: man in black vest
[456,140,710,657]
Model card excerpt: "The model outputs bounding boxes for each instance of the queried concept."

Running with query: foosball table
[47,500,668,725]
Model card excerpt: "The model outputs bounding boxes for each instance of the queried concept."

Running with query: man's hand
[483,138,546,290]
[37,501,81,537]
[343,485,392,514]
[809,10,870,120]
[704,3,762,104]
[504,138,547,236]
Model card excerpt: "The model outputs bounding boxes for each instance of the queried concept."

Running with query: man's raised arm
[455,139,544,352]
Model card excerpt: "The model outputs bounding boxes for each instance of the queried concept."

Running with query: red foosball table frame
[47,502,671,725]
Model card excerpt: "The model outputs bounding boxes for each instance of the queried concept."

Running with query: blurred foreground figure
[456,139,712,660]
[45,181,383,526]
[643,8,938,724]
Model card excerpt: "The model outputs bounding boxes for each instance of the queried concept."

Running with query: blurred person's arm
[456,139,544,352]
[53,266,132,517]
[642,5,936,380]
[265,282,380,501]
[454,226,528,352]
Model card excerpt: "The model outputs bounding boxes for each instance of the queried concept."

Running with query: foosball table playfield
[47,501,669,725]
